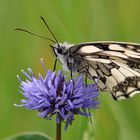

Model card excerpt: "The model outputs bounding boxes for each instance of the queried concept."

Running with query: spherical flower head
[17,69,99,130]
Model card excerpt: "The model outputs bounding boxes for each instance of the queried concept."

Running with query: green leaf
[3,132,51,140]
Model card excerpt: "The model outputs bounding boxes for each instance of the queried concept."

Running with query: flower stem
[56,121,61,140]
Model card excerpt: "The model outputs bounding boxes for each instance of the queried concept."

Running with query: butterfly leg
[85,67,88,86]
[70,62,73,79]
[53,58,58,71]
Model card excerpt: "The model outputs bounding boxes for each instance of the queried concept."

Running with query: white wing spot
[109,44,125,51]
[125,50,140,55]
[119,67,135,77]
[125,53,140,59]
[95,78,106,89]
[116,91,124,97]
[105,76,118,90]
[127,45,135,49]
[104,51,128,59]
[126,87,136,93]
[129,91,140,97]
[88,67,98,77]
[80,46,102,53]
[117,96,126,100]
[85,56,111,64]
[111,68,126,83]
[137,81,140,88]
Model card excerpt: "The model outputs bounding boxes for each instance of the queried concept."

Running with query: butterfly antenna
[15,28,56,44]
[40,16,60,46]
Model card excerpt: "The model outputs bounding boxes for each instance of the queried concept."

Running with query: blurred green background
[1,0,140,140]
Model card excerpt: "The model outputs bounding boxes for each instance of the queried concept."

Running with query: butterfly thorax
[54,42,87,72]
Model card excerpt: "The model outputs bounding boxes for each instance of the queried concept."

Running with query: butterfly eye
[57,48,63,54]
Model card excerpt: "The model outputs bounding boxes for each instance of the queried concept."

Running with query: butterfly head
[51,42,73,71]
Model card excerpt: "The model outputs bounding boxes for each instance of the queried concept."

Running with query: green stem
[56,121,61,140]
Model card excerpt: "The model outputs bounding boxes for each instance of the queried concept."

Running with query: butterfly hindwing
[84,59,140,100]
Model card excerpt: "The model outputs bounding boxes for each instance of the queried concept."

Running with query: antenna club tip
[40,16,47,23]
[14,28,19,30]
[40,16,44,20]
[14,28,23,31]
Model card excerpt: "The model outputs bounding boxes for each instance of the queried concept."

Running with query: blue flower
[17,68,99,130]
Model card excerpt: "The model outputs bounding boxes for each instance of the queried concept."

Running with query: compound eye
[57,48,63,54]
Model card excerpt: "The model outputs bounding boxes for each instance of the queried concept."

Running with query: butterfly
[53,41,140,101]
[16,17,140,101]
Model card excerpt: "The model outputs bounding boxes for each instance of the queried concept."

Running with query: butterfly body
[53,41,140,100]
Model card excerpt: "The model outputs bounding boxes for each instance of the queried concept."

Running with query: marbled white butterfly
[16,17,140,101]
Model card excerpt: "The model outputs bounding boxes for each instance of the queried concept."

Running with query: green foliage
[2,132,51,140]
[1,0,140,140]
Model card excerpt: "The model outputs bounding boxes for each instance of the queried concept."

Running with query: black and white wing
[70,41,140,100]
